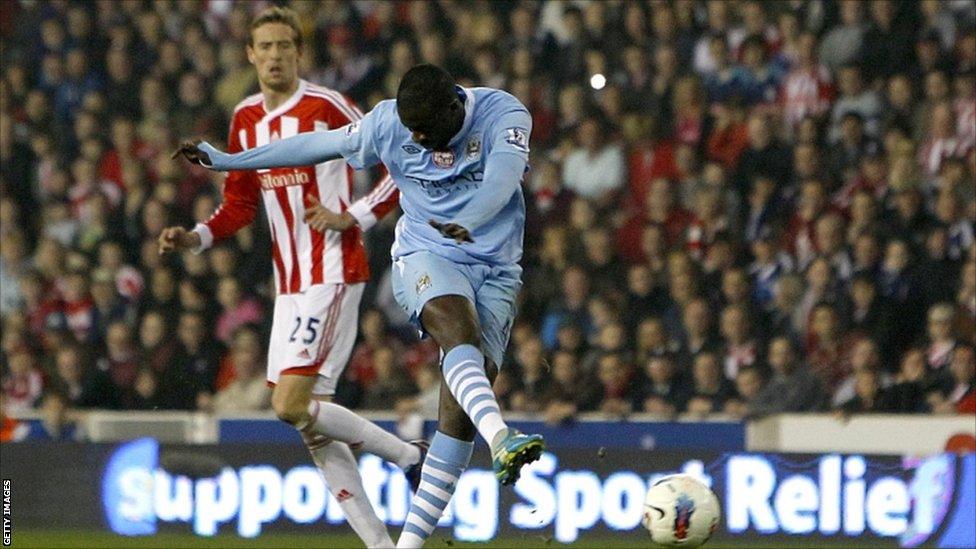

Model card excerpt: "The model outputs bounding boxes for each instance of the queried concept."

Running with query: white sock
[396,431,474,548]
[303,400,421,469]
[442,344,507,445]
[306,436,394,548]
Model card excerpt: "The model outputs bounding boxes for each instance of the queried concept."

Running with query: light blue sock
[396,431,474,548]
[441,344,508,445]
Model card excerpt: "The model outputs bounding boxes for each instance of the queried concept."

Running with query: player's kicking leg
[268,283,425,548]
[396,296,543,549]
[420,296,544,484]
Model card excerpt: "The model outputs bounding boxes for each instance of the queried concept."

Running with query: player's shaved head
[397,64,456,117]
[397,64,463,151]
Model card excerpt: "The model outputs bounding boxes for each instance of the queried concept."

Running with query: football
[642,474,721,547]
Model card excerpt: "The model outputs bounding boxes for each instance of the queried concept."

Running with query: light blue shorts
[391,251,522,367]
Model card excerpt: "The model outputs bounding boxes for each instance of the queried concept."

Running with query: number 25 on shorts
[288,316,321,344]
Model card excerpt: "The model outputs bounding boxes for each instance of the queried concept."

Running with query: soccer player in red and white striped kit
[159,7,421,547]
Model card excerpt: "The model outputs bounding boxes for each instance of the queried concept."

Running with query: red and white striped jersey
[193,80,399,294]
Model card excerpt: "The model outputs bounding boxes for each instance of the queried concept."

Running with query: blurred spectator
[678,297,721,359]
[361,346,416,410]
[734,113,791,196]
[832,338,893,407]
[99,320,139,404]
[685,352,737,417]
[859,0,916,85]
[348,308,403,389]
[53,344,118,409]
[139,310,176,376]
[806,302,857,392]
[724,366,765,419]
[38,392,77,440]
[835,369,889,414]
[829,64,882,142]
[819,1,867,72]
[214,276,262,344]
[1,350,44,412]
[0,393,30,442]
[409,363,441,419]
[0,231,27,315]
[719,304,761,381]
[634,317,680,366]
[925,303,959,371]
[594,352,638,418]
[561,116,624,207]
[636,354,691,417]
[541,266,591,349]
[130,367,162,410]
[780,31,833,132]
[947,346,976,413]
[884,348,930,413]
[167,311,223,407]
[542,350,599,425]
[211,325,271,413]
[750,336,826,416]
[927,345,976,414]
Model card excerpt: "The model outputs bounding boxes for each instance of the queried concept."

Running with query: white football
[642,474,721,547]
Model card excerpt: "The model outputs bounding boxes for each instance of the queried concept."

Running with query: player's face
[247,22,301,92]
[399,97,463,152]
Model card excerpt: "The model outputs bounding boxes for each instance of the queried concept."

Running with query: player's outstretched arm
[174,129,347,171]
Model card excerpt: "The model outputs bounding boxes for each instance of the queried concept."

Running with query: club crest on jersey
[432,150,455,168]
[402,143,422,154]
[465,136,482,160]
[416,273,431,295]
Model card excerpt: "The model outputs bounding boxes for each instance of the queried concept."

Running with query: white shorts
[267,282,364,395]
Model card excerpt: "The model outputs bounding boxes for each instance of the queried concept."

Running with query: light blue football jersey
[341,87,531,266]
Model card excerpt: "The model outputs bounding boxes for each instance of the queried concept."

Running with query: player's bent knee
[271,391,309,427]
[273,404,307,426]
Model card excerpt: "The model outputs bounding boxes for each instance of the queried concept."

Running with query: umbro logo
[402,144,422,154]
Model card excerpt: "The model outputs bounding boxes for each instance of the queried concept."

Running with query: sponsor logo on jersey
[433,150,455,168]
[406,170,484,197]
[402,144,422,154]
[504,127,529,152]
[258,169,311,190]
[465,136,482,160]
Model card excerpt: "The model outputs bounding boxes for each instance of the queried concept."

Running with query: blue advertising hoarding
[2,437,973,547]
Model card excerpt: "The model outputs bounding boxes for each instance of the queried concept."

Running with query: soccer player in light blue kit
[176,64,545,548]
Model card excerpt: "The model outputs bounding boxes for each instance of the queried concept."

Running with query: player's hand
[157,226,201,255]
[304,195,356,232]
[171,140,212,167]
[429,219,473,244]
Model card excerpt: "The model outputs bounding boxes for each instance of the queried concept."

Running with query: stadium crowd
[1,0,975,434]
